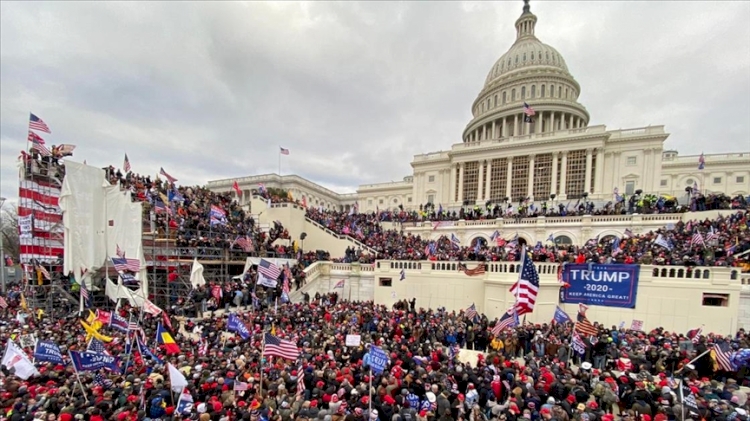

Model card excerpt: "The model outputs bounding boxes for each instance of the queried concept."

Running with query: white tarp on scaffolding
[238,257,298,279]
[59,161,108,278]
[60,161,147,302]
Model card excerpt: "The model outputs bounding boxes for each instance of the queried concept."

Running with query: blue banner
[69,350,120,372]
[33,341,65,365]
[560,264,639,308]
[368,345,389,375]
[227,314,250,340]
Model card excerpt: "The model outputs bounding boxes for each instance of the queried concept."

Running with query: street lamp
[0,196,6,294]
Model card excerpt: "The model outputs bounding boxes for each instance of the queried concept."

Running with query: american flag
[80,281,90,308]
[492,308,518,336]
[29,113,51,133]
[123,154,131,173]
[263,333,299,360]
[88,338,111,355]
[37,264,51,280]
[279,147,290,155]
[698,153,705,170]
[712,342,736,371]
[159,167,178,183]
[93,372,113,387]
[111,256,140,272]
[235,236,254,252]
[28,131,51,156]
[690,231,704,247]
[705,227,719,242]
[296,365,305,396]
[574,304,599,337]
[464,303,478,321]
[458,262,486,277]
[116,244,125,259]
[258,259,281,280]
[0,296,8,309]
[509,250,540,315]
[234,381,249,391]
[154,200,172,215]
[523,102,536,116]
[333,279,345,289]
[687,326,702,344]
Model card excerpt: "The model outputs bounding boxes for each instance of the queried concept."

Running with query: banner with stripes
[18,178,63,264]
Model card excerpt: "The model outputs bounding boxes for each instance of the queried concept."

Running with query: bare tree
[1,205,20,261]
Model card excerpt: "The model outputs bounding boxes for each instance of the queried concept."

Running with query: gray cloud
[2,1,748,201]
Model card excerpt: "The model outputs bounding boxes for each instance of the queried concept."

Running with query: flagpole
[122,315,135,375]
[68,351,89,404]
[259,334,265,398]
[278,148,281,176]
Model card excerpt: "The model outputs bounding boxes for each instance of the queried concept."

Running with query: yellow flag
[20,294,28,310]
[159,192,169,205]
[293,241,299,253]
[287,191,293,200]
[37,308,44,320]
[271,324,276,336]
[37,269,43,286]
[80,320,113,342]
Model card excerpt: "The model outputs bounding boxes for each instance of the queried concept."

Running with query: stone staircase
[304,217,378,255]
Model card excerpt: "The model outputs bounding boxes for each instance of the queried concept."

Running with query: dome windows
[550,84,554,97]
[531,85,536,98]
[531,52,534,60]
[541,84,546,97]
[515,55,519,64]
[502,92,507,104]
[521,86,526,98]
[512,88,516,100]
[523,53,527,61]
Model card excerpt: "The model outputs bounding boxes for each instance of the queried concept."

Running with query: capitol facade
[208,1,750,212]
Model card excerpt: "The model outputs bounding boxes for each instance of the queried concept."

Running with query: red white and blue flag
[29,113,51,133]
[280,147,290,155]
[698,153,705,170]
[159,167,178,183]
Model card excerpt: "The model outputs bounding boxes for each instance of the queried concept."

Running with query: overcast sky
[1,1,749,201]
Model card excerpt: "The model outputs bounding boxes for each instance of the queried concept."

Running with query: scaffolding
[17,149,71,313]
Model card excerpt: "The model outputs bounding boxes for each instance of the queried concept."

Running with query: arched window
[546,52,550,61]
[470,237,488,248]
[511,88,516,100]
[541,85,546,97]
[554,235,573,246]
[565,88,569,98]
[494,95,497,107]
[531,52,534,60]
[531,85,536,98]
[523,53,527,61]
[502,92,507,104]
[558,86,562,97]
[521,86,526,98]
[550,84,555,97]
[515,55,519,64]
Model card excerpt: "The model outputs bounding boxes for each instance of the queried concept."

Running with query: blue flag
[69,350,120,372]
[136,336,163,364]
[227,313,251,340]
[33,341,65,364]
[109,313,129,333]
[553,306,572,324]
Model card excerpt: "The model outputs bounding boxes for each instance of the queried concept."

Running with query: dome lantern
[515,0,537,40]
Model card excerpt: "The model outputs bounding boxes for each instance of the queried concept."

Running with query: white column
[477,160,484,203]
[569,114,574,129]
[550,112,556,133]
[551,152,558,196]
[643,149,652,192]
[502,117,507,138]
[482,125,487,141]
[449,165,457,203]
[505,157,513,199]
[560,152,568,199]
[613,152,621,190]
[458,163,465,202]
[584,148,593,194]
[527,154,535,199]
[491,120,496,139]
[536,111,543,134]
[594,149,604,194]
[484,159,492,200]
[513,115,519,136]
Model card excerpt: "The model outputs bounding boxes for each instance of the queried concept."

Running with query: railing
[303,217,378,255]
[412,213,686,230]
[374,260,740,283]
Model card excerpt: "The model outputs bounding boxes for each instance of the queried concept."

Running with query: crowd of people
[1,293,748,421]
[306,208,750,267]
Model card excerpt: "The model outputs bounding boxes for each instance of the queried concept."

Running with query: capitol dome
[462,0,590,143]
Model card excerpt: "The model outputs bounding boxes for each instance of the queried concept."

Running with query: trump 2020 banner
[560,264,640,308]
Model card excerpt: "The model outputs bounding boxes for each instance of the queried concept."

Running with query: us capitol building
[209,1,750,213]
